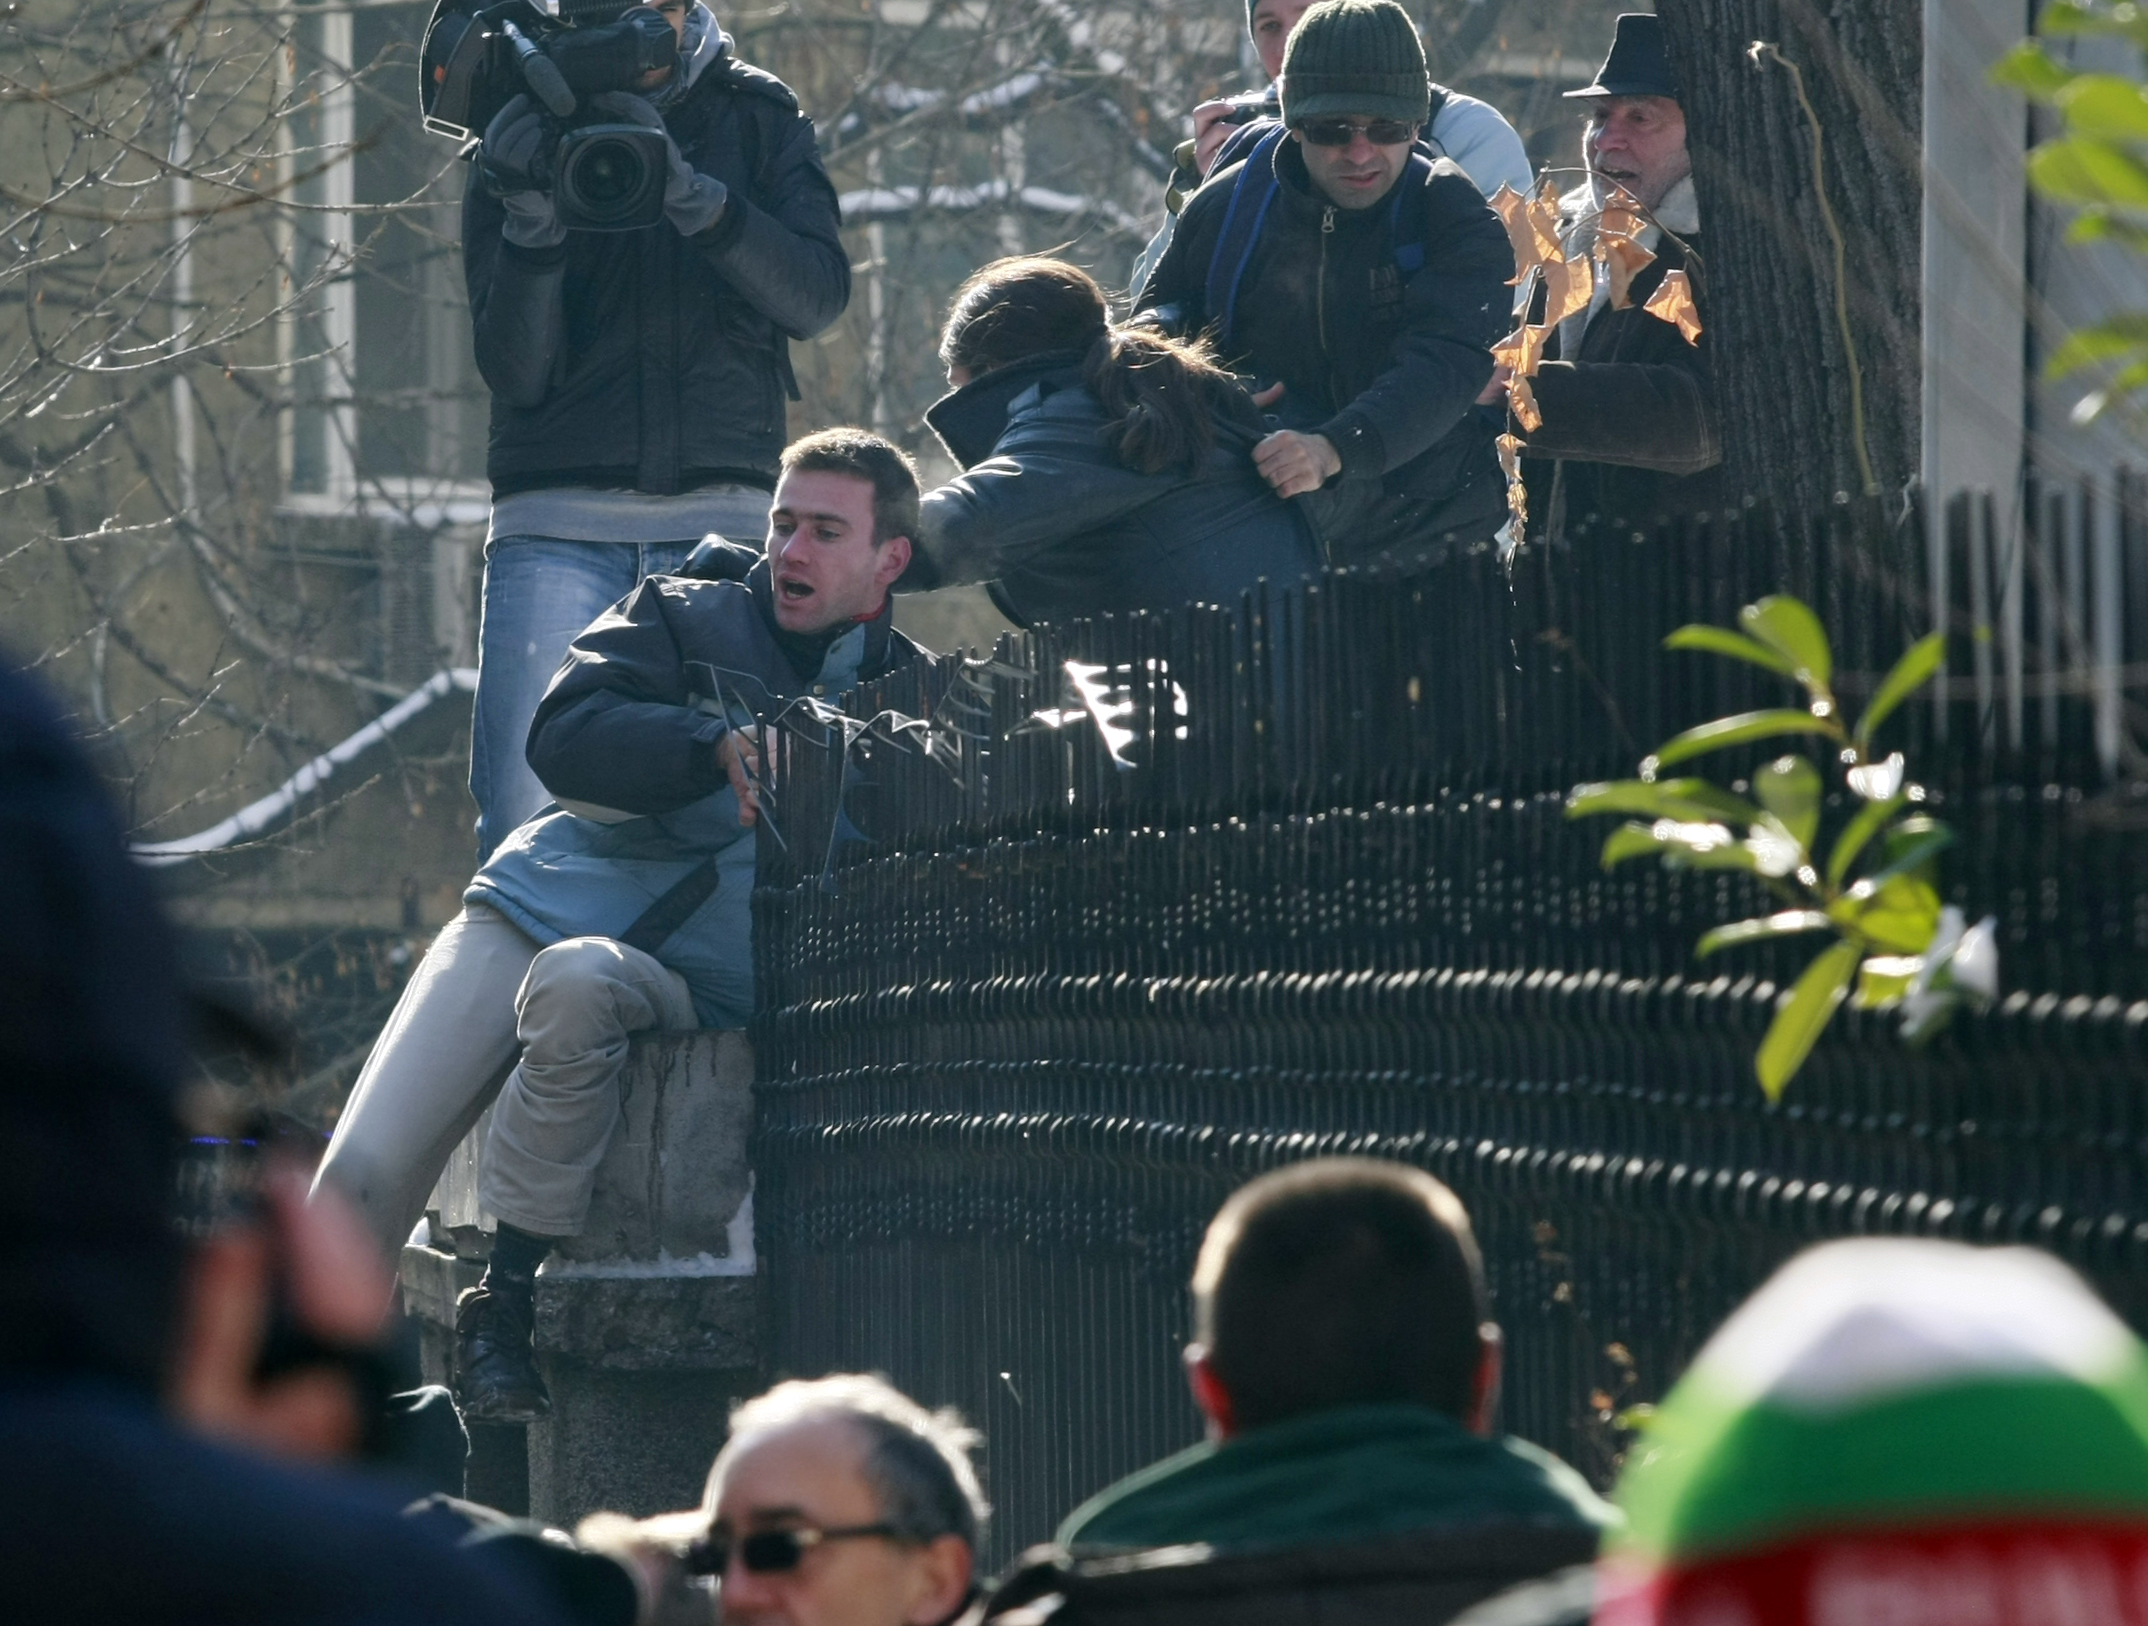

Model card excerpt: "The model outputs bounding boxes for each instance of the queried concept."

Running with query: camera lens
[554,124,668,231]
[575,137,646,208]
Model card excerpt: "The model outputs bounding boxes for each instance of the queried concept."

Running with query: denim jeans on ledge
[470,535,700,863]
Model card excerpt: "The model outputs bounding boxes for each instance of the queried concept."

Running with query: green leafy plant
[1567,596,1998,1099]
[1994,3,2148,422]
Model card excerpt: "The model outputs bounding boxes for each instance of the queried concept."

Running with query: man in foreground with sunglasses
[1135,0,1513,576]
[579,1374,985,1626]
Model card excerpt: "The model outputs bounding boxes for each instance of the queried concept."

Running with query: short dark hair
[1194,1158,1490,1430]
[779,428,921,548]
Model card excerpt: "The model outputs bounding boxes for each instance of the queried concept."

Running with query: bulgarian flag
[1598,1240,2148,1626]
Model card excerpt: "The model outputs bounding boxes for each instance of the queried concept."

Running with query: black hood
[924,350,1089,470]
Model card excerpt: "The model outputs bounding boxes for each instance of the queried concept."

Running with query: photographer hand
[591,92,728,237]
[480,95,566,249]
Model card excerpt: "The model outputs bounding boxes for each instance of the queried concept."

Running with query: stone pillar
[401,1030,762,1525]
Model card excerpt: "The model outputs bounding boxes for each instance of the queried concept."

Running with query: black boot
[455,1226,553,1423]
[454,1281,549,1422]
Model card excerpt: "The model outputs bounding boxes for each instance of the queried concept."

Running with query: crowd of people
[25,4,2106,1622]
[7,762,2148,1624]
[303,2,1720,1419]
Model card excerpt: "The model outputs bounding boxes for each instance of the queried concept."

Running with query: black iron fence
[750,492,2148,1569]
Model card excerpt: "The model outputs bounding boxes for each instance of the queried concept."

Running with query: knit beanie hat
[1277,0,1431,129]
[1597,1239,2148,1626]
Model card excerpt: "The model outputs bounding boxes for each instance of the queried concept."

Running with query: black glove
[478,95,564,248]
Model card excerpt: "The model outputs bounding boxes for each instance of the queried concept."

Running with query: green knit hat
[1599,1240,2148,1624]
[1277,0,1431,128]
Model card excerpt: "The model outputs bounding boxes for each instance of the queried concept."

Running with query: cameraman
[463,0,849,860]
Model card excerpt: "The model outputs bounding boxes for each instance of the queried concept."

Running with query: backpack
[1201,124,1438,347]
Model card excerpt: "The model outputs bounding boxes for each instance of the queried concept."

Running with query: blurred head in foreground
[1599,1238,2148,1626]
[0,657,391,1459]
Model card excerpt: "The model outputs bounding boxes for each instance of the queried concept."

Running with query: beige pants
[315,903,696,1261]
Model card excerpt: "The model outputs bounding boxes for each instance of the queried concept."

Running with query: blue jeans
[471,536,698,862]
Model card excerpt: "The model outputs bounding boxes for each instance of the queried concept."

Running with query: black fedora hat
[1565,13,1680,101]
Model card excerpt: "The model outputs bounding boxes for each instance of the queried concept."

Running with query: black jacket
[1136,137,1513,569]
[915,352,1321,626]
[526,544,924,817]
[1521,225,1719,541]
[464,46,848,497]
[0,1384,579,1626]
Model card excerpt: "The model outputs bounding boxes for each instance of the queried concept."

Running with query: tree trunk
[1659,0,1924,516]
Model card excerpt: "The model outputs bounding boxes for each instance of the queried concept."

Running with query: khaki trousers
[314,903,696,1261]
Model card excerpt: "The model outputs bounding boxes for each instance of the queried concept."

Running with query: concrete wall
[404,1030,762,1525]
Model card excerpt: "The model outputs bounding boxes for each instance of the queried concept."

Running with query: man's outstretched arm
[526,580,737,817]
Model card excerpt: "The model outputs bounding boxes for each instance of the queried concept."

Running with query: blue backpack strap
[1203,126,1290,349]
[1388,149,1436,278]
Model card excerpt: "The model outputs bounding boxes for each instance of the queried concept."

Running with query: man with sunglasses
[1124,0,1529,293]
[581,1374,984,1626]
[1135,0,1514,575]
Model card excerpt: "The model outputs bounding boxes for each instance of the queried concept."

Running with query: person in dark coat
[462,0,850,860]
[912,257,1320,626]
[1488,14,1720,541]
[0,657,583,1626]
[1134,0,1515,574]
[978,1160,1612,1626]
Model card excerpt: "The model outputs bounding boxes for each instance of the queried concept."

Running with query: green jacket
[1056,1404,1617,1556]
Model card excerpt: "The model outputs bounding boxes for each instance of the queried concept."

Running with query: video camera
[420,0,680,231]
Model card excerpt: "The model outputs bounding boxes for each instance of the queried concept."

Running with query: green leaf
[1566,778,1764,826]
[1600,821,1666,869]
[2028,135,2148,208]
[1673,839,1761,873]
[2039,0,2148,47]
[1867,816,1955,886]
[1853,632,1947,748]
[1695,910,1835,959]
[2060,73,2148,141]
[1643,710,1839,773]
[1830,874,1943,953]
[1991,40,2077,101]
[2108,355,2148,393]
[2064,210,2148,251]
[1739,596,1833,689]
[1824,792,1907,888]
[1752,755,1822,850]
[1756,940,1861,1099]
[1853,954,1922,1010]
[1663,623,1797,677]
[2044,314,2148,379]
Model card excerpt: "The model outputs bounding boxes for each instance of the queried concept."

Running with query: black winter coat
[526,543,923,817]
[1520,228,1720,540]
[915,353,1321,626]
[1136,138,1513,570]
[464,47,848,497]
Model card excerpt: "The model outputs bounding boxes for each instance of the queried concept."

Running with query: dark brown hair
[780,428,921,545]
[1193,1158,1490,1429]
[939,256,1248,477]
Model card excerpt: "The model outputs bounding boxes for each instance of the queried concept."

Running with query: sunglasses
[1298,117,1416,148]
[685,1522,902,1577]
